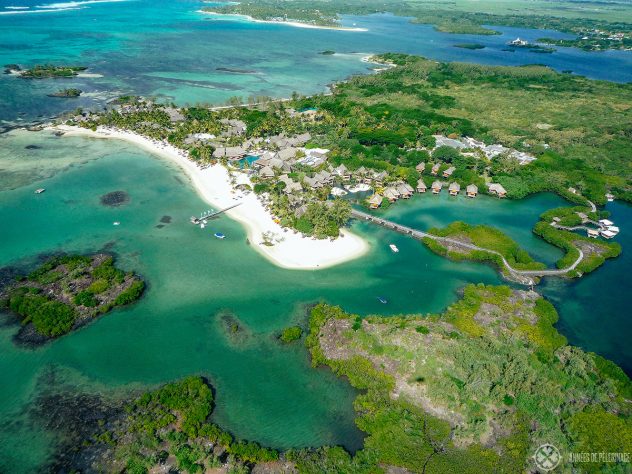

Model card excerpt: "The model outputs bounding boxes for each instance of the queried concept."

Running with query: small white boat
[35,188,45,194]
[389,244,399,253]
[113,221,120,226]
[214,232,226,239]
[200,223,205,229]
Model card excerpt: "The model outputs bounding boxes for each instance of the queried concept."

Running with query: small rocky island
[18,64,87,79]
[47,88,82,98]
[0,254,144,346]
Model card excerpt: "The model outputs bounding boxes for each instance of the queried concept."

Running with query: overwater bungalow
[449,182,460,196]
[466,184,478,198]
[368,194,383,209]
[431,163,440,175]
[599,219,614,227]
[443,166,456,178]
[488,183,507,198]
[431,181,442,194]
[416,162,426,173]
[417,178,427,193]
[397,183,413,198]
[384,187,400,202]
[587,229,600,238]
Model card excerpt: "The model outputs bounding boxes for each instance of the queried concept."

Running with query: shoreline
[197,10,368,32]
[50,125,370,270]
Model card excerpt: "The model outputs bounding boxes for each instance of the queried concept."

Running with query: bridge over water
[351,209,584,285]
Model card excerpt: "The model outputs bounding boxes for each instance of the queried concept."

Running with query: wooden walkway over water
[191,202,242,225]
[351,209,584,285]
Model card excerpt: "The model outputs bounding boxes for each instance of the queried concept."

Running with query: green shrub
[31,301,76,337]
[87,279,110,294]
[279,326,303,343]
[114,280,145,306]
[415,325,429,334]
[74,290,98,307]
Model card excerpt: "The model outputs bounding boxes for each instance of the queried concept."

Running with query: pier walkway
[351,209,584,284]
[191,202,242,225]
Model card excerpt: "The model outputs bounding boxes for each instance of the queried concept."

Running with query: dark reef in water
[216,67,257,74]
[100,191,130,207]
[160,215,172,224]
[218,311,253,347]
[26,369,128,473]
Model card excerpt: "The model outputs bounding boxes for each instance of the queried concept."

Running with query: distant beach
[197,10,368,32]
[51,125,369,270]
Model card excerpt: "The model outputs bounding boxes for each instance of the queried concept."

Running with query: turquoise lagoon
[1,1,632,471]
[0,129,630,471]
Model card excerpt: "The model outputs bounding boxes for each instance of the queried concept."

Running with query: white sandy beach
[51,125,369,270]
[198,10,368,32]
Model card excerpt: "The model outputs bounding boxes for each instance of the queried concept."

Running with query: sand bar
[198,11,368,32]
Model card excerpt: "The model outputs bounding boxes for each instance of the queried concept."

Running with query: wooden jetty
[191,202,241,225]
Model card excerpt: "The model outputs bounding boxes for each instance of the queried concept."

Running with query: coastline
[50,125,370,270]
[197,10,368,32]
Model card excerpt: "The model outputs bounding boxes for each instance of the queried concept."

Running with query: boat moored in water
[389,244,399,253]
[214,232,226,239]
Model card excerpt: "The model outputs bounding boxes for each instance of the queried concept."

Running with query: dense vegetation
[279,325,303,343]
[74,54,628,272]
[208,0,632,50]
[423,214,621,279]
[424,221,546,273]
[301,286,632,472]
[48,88,82,98]
[80,376,279,473]
[19,64,87,79]
[76,54,632,208]
[56,286,632,472]
[533,221,621,275]
[0,254,144,342]
[303,54,632,205]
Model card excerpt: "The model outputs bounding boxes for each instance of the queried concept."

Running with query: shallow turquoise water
[0,130,493,471]
[1,1,631,470]
[0,126,630,472]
